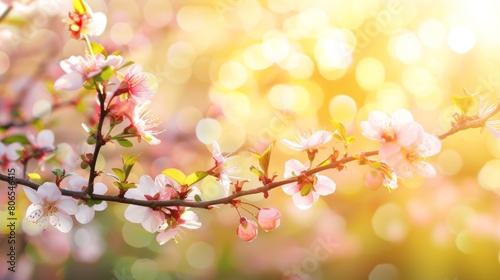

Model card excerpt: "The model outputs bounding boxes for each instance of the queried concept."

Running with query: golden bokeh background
[2,0,500,279]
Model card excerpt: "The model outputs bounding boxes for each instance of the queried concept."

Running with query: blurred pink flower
[27,129,55,150]
[54,54,122,91]
[384,133,441,178]
[127,101,161,145]
[257,208,281,231]
[210,141,240,196]
[361,109,424,158]
[236,217,258,242]
[0,142,22,171]
[364,170,398,190]
[23,183,79,233]
[282,159,336,210]
[64,0,107,40]
[65,175,107,224]
[122,64,155,104]
[281,130,332,151]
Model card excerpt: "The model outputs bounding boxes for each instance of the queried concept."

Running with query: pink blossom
[281,130,332,151]
[156,210,202,245]
[63,0,107,40]
[361,109,424,158]
[122,64,155,104]
[27,129,55,150]
[127,101,161,145]
[210,141,240,196]
[54,54,122,91]
[257,208,281,231]
[385,133,441,178]
[236,217,258,242]
[124,174,172,232]
[282,159,336,210]
[0,142,22,171]
[65,175,107,224]
[364,170,398,190]
[23,183,79,233]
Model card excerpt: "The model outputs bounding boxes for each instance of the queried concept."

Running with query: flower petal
[124,205,149,223]
[156,228,178,245]
[280,139,305,151]
[282,182,299,195]
[23,186,42,204]
[379,142,401,159]
[25,204,43,222]
[306,130,332,148]
[180,211,202,229]
[54,72,84,91]
[87,12,107,36]
[314,175,336,195]
[284,159,306,178]
[67,175,88,191]
[37,129,55,149]
[292,192,317,210]
[56,197,79,215]
[93,201,107,211]
[414,161,436,177]
[418,133,441,157]
[141,210,164,233]
[93,182,108,195]
[50,212,73,233]
[75,205,95,224]
[397,122,423,147]
[38,182,61,202]
[6,143,22,161]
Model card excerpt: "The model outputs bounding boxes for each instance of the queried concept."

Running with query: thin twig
[0,150,378,209]
[0,6,13,22]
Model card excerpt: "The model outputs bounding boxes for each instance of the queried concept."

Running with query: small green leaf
[346,135,356,144]
[117,60,135,71]
[250,141,275,176]
[93,66,114,83]
[117,182,136,190]
[250,166,264,178]
[300,183,313,196]
[331,120,347,140]
[194,194,203,202]
[86,199,103,207]
[2,134,29,145]
[87,135,97,145]
[162,168,186,185]
[91,41,107,57]
[52,168,64,178]
[81,161,89,169]
[28,173,41,180]
[185,171,208,186]
[117,138,133,147]
[112,168,125,182]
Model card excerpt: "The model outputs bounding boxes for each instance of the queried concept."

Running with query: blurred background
[2,0,500,279]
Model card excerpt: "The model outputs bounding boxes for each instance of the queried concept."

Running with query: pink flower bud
[257,208,281,231]
[236,217,258,242]
[364,170,383,190]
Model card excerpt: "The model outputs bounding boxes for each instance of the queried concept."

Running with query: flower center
[382,129,396,142]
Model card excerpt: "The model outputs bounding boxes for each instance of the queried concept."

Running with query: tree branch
[0,150,378,209]
[438,102,500,140]
[0,5,12,22]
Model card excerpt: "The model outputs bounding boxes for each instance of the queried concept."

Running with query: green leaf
[117,60,135,71]
[112,168,125,182]
[86,200,103,207]
[52,168,64,178]
[250,141,274,176]
[117,138,133,147]
[451,95,474,114]
[185,171,208,186]
[162,168,186,185]
[331,120,347,140]
[86,135,97,145]
[194,194,203,202]
[81,161,89,169]
[2,134,29,145]
[250,166,264,178]
[93,66,114,83]
[346,135,356,144]
[317,158,332,167]
[117,182,136,190]
[300,183,313,196]
[91,41,107,57]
